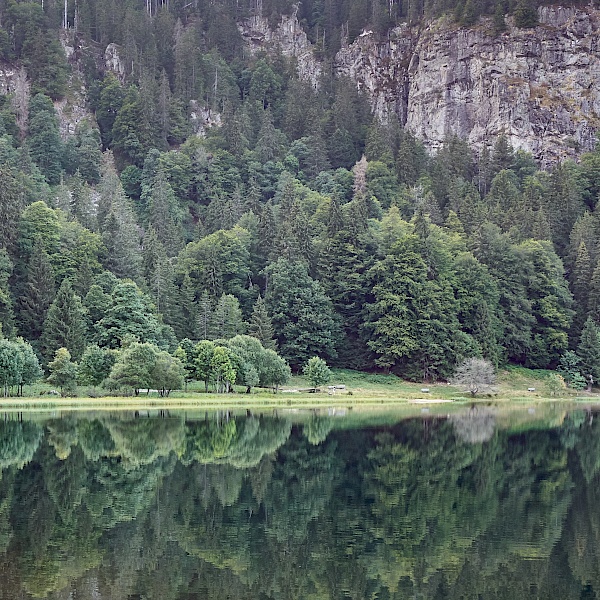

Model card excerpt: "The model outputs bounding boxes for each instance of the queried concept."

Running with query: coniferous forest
[0,0,599,392]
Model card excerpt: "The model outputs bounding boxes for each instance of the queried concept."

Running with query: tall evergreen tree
[40,279,87,363]
[248,295,276,351]
[26,93,62,185]
[209,293,246,340]
[577,317,600,383]
[18,239,55,343]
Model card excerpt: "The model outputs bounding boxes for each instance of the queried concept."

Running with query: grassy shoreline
[1,366,597,412]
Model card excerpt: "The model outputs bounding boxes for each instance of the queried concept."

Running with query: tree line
[0,2,599,389]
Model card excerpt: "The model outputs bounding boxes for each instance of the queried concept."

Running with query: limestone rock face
[238,10,322,87]
[337,6,600,164]
[242,6,600,164]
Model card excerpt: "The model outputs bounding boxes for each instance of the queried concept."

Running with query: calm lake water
[0,405,598,599]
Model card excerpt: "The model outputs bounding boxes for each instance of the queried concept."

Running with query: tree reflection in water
[0,408,597,599]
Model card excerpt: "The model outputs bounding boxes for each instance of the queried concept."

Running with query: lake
[0,405,597,599]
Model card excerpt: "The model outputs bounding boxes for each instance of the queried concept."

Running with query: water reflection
[0,407,597,598]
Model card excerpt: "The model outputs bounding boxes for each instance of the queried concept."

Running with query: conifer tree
[18,239,55,342]
[26,93,62,185]
[101,196,142,282]
[589,262,600,325]
[40,279,87,363]
[570,241,593,341]
[514,0,538,28]
[0,165,24,255]
[69,171,95,231]
[197,290,212,341]
[0,250,15,339]
[248,295,277,351]
[209,293,246,340]
[577,317,600,383]
[147,169,183,256]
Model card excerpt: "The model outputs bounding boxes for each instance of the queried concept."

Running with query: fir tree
[196,290,212,341]
[248,295,277,351]
[589,262,600,325]
[40,279,87,363]
[209,293,246,340]
[18,239,55,342]
[577,317,600,384]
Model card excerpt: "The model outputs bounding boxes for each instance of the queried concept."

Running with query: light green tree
[303,356,332,389]
[47,348,78,397]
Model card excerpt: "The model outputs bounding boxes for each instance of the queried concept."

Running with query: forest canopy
[0,0,598,387]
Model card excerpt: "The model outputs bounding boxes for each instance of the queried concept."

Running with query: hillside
[0,0,598,390]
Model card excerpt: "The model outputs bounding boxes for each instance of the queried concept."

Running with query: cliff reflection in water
[0,408,598,599]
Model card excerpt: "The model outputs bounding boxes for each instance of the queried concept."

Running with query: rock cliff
[241,6,600,164]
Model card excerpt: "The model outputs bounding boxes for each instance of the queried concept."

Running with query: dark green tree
[40,279,87,364]
[265,258,339,369]
[47,347,78,396]
[577,317,600,384]
[26,93,62,185]
[247,295,277,351]
[18,238,55,343]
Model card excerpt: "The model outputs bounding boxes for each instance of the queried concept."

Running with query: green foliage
[40,279,86,364]
[78,345,117,386]
[266,258,339,370]
[27,94,62,184]
[558,350,584,388]
[303,356,332,389]
[577,317,600,383]
[47,347,78,396]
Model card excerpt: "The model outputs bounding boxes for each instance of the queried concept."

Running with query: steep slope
[242,6,600,164]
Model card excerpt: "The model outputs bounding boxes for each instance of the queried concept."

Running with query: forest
[0,0,599,392]
[0,411,600,597]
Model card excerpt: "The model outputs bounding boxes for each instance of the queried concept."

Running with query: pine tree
[173,274,197,340]
[209,293,246,340]
[0,165,24,254]
[27,93,62,185]
[514,0,538,28]
[101,195,142,282]
[577,317,600,384]
[248,295,277,350]
[40,279,87,363]
[570,241,593,342]
[196,290,212,341]
[18,239,55,342]
[147,169,183,256]
[0,249,15,338]
[589,262,600,325]
[69,171,95,231]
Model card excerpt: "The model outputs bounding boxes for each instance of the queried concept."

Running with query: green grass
[0,367,597,413]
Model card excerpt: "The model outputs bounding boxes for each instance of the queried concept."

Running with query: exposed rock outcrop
[238,8,322,88]
[241,6,600,164]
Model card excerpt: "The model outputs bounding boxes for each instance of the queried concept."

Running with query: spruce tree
[196,290,212,341]
[40,279,87,363]
[18,239,55,342]
[209,293,246,340]
[570,241,593,341]
[0,249,15,339]
[26,93,62,185]
[248,295,277,351]
[514,0,538,28]
[577,317,600,383]
[589,262,600,325]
